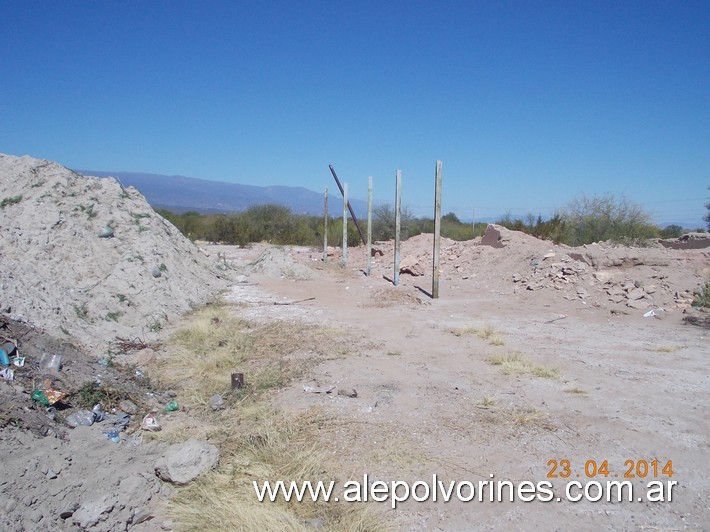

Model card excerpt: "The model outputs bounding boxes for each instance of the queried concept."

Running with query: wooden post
[432,161,443,299]
[367,176,373,276]
[323,187,328,262]
[342,182,348,265]
[393,170,402,286]
[231,372,244,390]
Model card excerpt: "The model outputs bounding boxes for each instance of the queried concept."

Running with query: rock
[626,288,646,300]
[155,439,219,485]
[593,271,616,283]
[209,394,224,411]
[626,299,650,310]
[645,285,657,295]
[150,266,162,278]
[132,347,157,367]
[399,256,424,276]
[480,225,506,248]
[119,399,138,415]
[72,494,115,528]
[543,252,556,260]
[576,288,590,299]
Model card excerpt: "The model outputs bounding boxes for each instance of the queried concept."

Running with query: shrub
[559,193,658,246]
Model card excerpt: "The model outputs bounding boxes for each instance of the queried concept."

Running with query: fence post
[323,187,328,262]
[432,161,443,299]
[394,170,402,286]
[342,182,348,265]
[367,176,373,276]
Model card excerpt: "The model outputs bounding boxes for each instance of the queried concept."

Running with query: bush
[693,282,710,308]
[659,225,684,239]
[559,194,658,246]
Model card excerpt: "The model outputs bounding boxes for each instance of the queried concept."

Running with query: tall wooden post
[342,182,348,265]
[367,176,373,276]
[393,170,402,286]
[432,161,443,299]
[323,187,328,262]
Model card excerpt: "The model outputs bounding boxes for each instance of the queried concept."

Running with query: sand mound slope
[0,154,231,350]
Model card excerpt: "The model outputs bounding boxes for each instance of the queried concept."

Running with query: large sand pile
[0,154,231,351]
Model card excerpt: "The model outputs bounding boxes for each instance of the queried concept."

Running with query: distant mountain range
[78,170,367,217]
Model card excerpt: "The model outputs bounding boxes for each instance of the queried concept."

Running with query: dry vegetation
[487,353,560,379]
[147,303,386,531]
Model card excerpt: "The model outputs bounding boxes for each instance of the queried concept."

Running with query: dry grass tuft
[487,353,559,379]
[451,324,505,346]
[653,345,684,354]
[169,408,387,531]
[563,387,587,395]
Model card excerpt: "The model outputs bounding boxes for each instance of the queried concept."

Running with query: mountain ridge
[78,170,368,217]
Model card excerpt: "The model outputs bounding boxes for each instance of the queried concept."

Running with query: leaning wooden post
[393,170,402,286]
[367,176,373,276]
[323,187,328,262]
[432,160,443,299]
[342,182,348,265]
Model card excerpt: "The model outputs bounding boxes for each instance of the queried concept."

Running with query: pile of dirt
[325,224,709,314]
[0,154,232,351]
[244,246,319,280]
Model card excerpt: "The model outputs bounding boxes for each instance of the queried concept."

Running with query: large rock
[155,439,219,485]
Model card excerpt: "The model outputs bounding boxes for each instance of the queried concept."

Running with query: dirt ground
[213,234,709,531]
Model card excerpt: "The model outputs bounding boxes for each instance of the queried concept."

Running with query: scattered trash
[98,225,114,238]
[644,308,666,318]
[31,389,68,406]
[66,410,97,428]
[209,394,224,411]
[46,407,57,421]
[97,358,110,367]
[135,369,145,379]
[303,385,336,394]
[92,404,106,422]
[0,367,14,381]
[163,400,179,413]
[140,413,161,431]
[11,356,25,367]
[0,340,17,366]
[102,430,121,443]
[39,352,62,371]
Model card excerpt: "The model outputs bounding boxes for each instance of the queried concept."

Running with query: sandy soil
[214,234,709,530]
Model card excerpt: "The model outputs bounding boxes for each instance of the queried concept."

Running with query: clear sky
[1,1,708,226]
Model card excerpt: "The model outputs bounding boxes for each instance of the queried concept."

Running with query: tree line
[158,192,708,248]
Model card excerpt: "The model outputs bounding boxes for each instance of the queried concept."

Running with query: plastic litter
[39,352,62,371]
[92,404,106,422]
[135,369,145,379]
[98,226,114,238]
[66,410,96,427]
[0,367,13,381]
[140,413,161,431]
[11,356,25,367]
[643,308,666,318]
[31,389,68,406]
[102,429,121,443]
[0,341,17,366]
[163,400,179,413]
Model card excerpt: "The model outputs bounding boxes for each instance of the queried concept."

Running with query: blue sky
[1,1,708,226]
